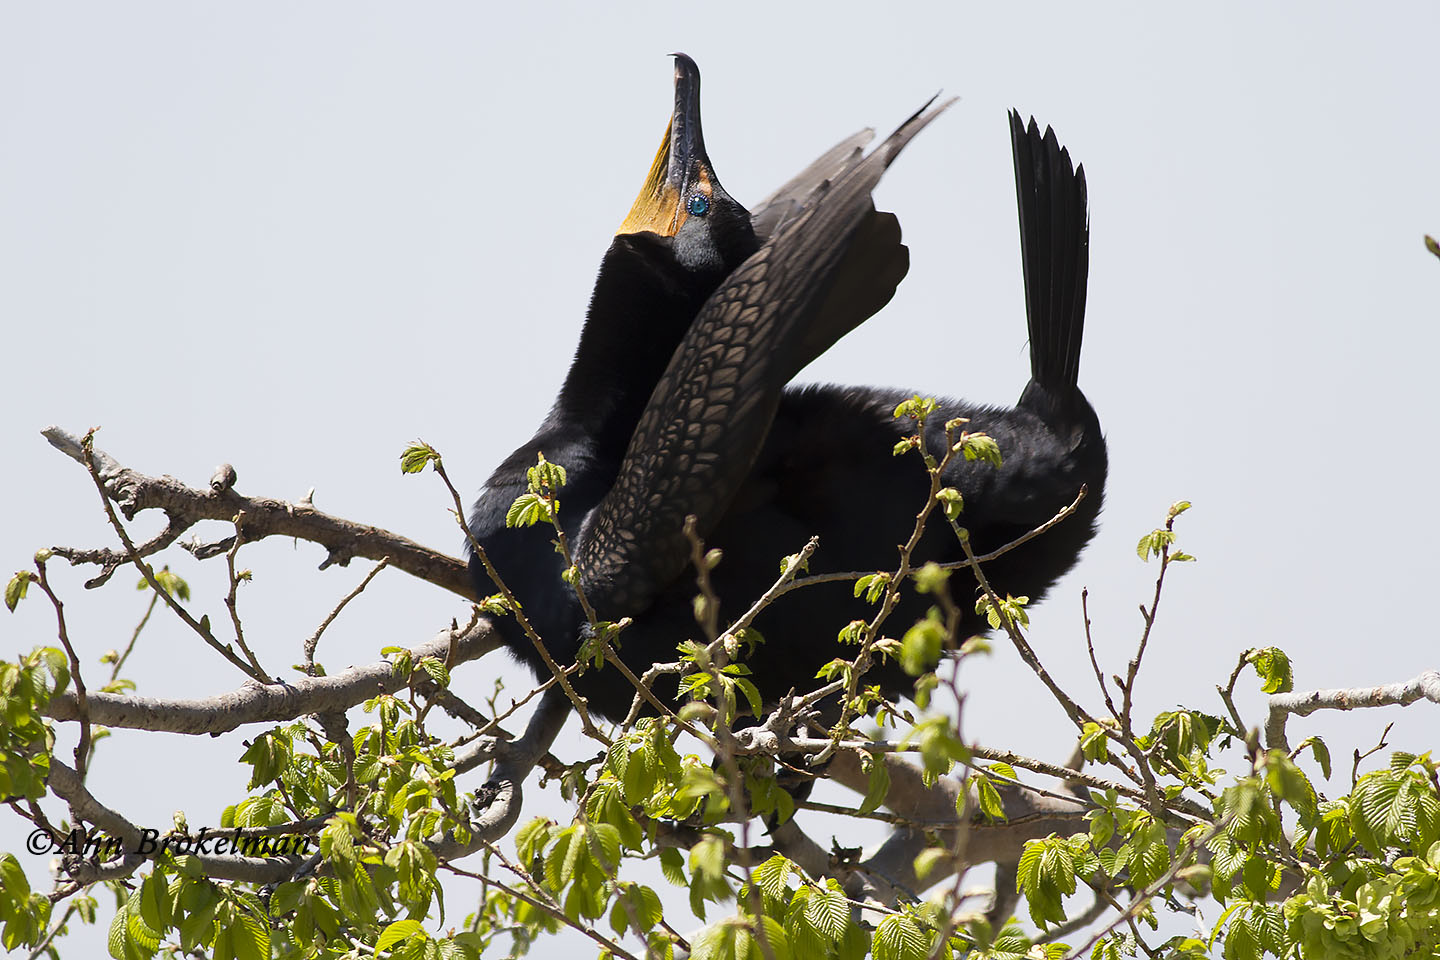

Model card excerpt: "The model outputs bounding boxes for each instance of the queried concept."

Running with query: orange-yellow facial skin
[616,121,713,238]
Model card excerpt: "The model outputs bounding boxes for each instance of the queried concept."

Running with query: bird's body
[468,58,1105,723]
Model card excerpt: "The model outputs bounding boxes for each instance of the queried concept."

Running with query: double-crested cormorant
[468,56,1105,723]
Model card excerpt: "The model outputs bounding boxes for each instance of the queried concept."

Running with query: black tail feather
[1009,110,1089,398]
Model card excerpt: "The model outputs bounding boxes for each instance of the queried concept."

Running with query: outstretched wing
[749,128,875,242]
[577,97,955,615]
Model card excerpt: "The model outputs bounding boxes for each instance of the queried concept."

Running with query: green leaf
[899,615,945,677]
[1016,837,1076,928]
[836,620,867,645]
[973,772,1006,822]
[144,566,191,602]
[524,453,568,494]
[1350,766,1440,853]
[913,847,948,885]
[955,432,1002,468]
[893,395,940,422]
[859,752,891,815]
[107,901,129,960]
[229,906,271,960]
[911,562,950,595]
[1080,722,1110,763]
[659,847,687,887]
[515,817,554,868]
[1264,751,1317,820]
[475,593,512,616]
[1247,647,1293,694]
[418,656,451,689]
[505,493,552,528]
[5,571,31,612]
[1136,529,1174,561]
[935,487,964,521]
[378,919,427,951]
[690,836,726,884]
[754,855,794,911]
[0,855,29,903]
[138,872,172,935]
[795,881,849,941]
[399,441,440,474]
[975,593,1029,630]
[854,573,890,604]
[873,913,930,960]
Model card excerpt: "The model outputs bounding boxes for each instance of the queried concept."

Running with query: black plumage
[468,58,1105,723]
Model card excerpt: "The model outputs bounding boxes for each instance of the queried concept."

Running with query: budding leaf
[854,573,890,604]
[859,752,891,815]
[399,442,439,474]
[1080,721,1111,763]
[525,453,567,494]
[1136,529,1174,561]
[913,847,948,884]
[5,571,32,612]
[973,772,1006,822]
[956,432,1003,468]
[893,395,939,422]
[899,615,945,677]
[140,566,191,602]
[912,562,950,595]
[1247,647,1293,694]
[1296,736,1332,781]
[505,493,551,528]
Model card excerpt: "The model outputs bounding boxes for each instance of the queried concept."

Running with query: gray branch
[45,688,570,888]
[43,618,501,734]
[1265,668,1440,751]
[42,426,473,598]
[821,747,1088,904]
[47,760,307,886]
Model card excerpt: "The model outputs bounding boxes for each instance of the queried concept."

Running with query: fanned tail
[1010,110,1089,410]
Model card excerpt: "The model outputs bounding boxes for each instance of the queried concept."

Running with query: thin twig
[1082,588,1119,723]
[426,449,610,746]
[1217,648,1255,736]
[78,430,268,682]
[303,557,390,673]
[680,519,778,960]
[445,861,642,960]
[110,589,161,683]
[32,560,91,784]
[1114,507,1188,814]
[221,512,268,677]
[955,514,1098,736]
[771,489,1086,601]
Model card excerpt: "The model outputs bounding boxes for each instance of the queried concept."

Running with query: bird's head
[617,53,756,276]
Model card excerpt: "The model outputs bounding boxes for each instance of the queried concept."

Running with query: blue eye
[686,194,710,217]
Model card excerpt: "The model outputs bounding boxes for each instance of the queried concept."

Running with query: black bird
[468,57,1105,723]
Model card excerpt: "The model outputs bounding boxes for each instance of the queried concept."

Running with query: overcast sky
[3,3,1438,953]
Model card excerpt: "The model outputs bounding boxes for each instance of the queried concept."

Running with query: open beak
[617,53,719,237]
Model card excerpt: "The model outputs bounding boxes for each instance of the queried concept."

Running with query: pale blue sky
[3,3,1438,952]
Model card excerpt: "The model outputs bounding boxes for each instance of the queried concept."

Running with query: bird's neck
[549,235,720,451]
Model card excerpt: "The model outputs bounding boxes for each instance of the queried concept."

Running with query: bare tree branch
[1265,669,1440,752]
[46,760,307,886]
[43,426,472,598]
[43,617,501,734]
